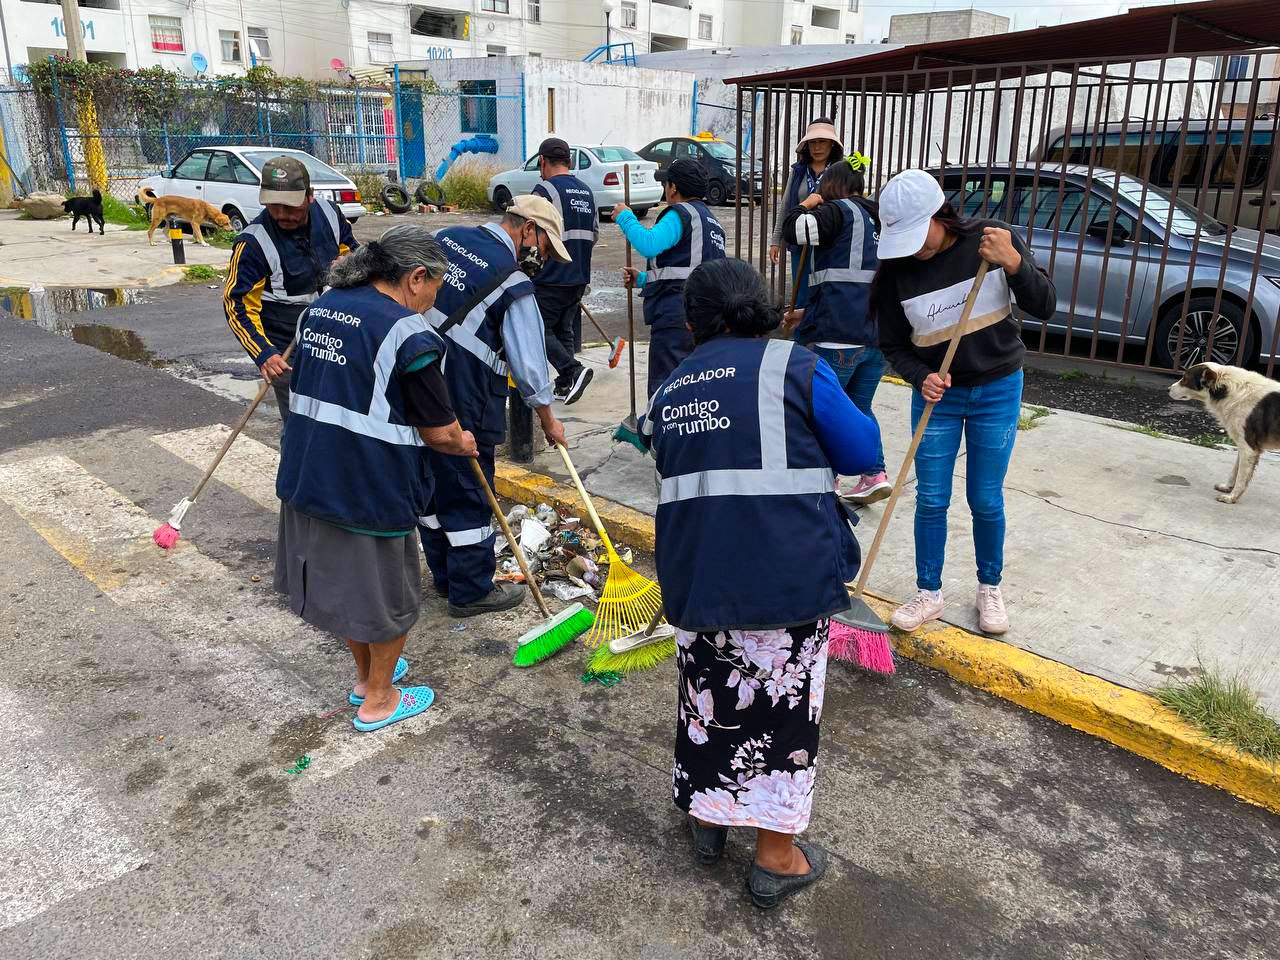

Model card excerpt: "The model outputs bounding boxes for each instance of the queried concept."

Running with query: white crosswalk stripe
[148,424,280,511]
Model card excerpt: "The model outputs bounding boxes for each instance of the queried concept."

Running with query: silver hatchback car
[935,164,1280,370]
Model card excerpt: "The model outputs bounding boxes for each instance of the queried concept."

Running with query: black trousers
[534,283,585,389]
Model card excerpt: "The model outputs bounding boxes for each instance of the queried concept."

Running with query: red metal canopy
[728,0,1280,86]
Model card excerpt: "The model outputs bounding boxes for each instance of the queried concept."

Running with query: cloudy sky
[860,1,1179,43]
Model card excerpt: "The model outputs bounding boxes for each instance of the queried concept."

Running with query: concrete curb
[496,458,1280,816]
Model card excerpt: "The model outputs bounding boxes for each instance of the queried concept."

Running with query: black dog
[63,189,105,236]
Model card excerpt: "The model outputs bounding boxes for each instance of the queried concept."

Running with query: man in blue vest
[613,156,727,398]
[531,137,596,405]
[421,195,570,617]
[224,155,357,426]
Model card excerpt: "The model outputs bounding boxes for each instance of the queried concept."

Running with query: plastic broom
[588,606,676,675]
[468,457,593,667]
[153,342,295,550]
[580,303,626,369]
[555,442,662,648]
[830,261,991,673]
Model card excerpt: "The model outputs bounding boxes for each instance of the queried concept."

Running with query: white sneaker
[890,589,944,631]
[976,585,1009,635]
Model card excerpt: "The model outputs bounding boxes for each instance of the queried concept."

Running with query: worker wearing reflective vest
[614,156,727,397]
[531,136,597,405]
[224,155,356,426]
[421,195,570,618]
[640,257,878,632]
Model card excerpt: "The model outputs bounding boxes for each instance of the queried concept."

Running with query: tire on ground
[380,183,412,214]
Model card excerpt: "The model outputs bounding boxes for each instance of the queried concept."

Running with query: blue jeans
[789,246,813,308]
[812,345,887,474]
[910,369,1023,591]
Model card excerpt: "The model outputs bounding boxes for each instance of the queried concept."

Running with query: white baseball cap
[876,169,945,259]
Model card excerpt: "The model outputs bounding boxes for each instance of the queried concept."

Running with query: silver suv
[935,164,1280,370]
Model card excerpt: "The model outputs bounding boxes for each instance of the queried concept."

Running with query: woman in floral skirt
[642,257,879,909]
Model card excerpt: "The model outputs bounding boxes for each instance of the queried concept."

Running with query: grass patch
[1157,665,1280,765]
[1017,405,1051,431]
[1129,423,1164,438]
[203,230,237,250]
[441,158,503,211]
[1058,368,1088,381]
[100,193,148,230]
[1189,432,1234,449]
[181,264,225,283]
[350,171,387,212]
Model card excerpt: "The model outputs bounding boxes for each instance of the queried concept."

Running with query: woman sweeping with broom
[641,257,879,909]
[275,226,477,732]
[873,170,1056,636]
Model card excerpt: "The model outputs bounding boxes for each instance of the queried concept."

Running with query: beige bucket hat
[795,119,844,155]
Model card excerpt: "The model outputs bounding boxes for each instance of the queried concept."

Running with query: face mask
[518,227,545,277]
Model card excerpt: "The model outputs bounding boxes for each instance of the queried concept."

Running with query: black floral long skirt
[671,620,829,835]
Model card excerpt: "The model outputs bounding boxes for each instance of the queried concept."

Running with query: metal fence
[734,48,1280,377]
[0,65,526,205]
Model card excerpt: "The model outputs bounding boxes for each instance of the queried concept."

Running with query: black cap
[656,157,708,199]
[537,137,571,163]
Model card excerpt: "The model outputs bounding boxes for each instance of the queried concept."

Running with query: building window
[1226,55,1251,80]
[698,15,712,40]
[247,27,271,62]
[529,51,541,57]
[790,25,803,45]
[526,0,540,23]
[487,44,506,56]
[482,0,510,13]
[368,31,393,63]
[149,15,184,54]
[845,33,856,44]
[847,0,859,10]
[220,30,241,63]
[621,0,637,28]
[460,79,498,134]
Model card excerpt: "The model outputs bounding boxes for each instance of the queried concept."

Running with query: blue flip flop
[349,657,409,706]
[352,685,436,733]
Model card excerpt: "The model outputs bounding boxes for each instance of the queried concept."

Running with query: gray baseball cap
[259,155,310,206]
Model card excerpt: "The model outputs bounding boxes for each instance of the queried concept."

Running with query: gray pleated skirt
[274,502,422,644]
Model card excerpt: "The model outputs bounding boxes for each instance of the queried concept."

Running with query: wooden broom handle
[580,302,611,343]
[190,340,295,503]
[784,246,810,341]
[852,261,991,597]
[555,443,618,556]
[468,457,552,619]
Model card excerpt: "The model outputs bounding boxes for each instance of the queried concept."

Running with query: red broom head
[152,523,182,550]
[608,338,627,369]
[829,620,895,675]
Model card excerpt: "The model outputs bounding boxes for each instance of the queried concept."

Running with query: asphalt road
[1,310,1277,959]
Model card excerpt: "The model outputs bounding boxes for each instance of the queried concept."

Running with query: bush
[441,158,502,211]
[350,170,388,212]
[182,264,224,282]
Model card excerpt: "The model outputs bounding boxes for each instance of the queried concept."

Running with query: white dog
[1169,362,1280,504]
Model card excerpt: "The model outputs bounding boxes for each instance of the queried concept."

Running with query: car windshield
[1112,175,1227,237]
[700,141,742,161]
[239,150,347,184]
[591,146,643,163]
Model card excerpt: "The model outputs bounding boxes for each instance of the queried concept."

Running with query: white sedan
[137,146,364,233]
[487,145,663,220]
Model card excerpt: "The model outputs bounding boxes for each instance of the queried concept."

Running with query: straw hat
[795,119,844,155]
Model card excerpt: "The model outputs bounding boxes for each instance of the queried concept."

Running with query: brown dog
[139,187,233,246]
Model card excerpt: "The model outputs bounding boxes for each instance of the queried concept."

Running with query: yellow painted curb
[496,457,1280,816]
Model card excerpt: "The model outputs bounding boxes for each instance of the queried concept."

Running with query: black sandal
[687,815,728,865]
[746,842,829,910]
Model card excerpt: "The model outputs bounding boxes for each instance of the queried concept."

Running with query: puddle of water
[1,284,166,366]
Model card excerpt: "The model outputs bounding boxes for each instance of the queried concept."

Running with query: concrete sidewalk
[545,341,1280,716]
[0,209,227,288]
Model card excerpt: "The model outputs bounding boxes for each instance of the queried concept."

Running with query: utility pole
[60,0,87,62]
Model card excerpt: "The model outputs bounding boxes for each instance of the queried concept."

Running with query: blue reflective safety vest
[794,198,880,348]
[276,284,445,533]
[427,224,534,446]
[643,336,859,632]
[533,174,596,286]
[641,201,726,331]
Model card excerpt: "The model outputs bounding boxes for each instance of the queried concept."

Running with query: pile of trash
[494,503,634,603]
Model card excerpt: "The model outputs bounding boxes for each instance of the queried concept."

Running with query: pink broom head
[828,620,895,675]
[153,498,192,550]
[608,337,627,369]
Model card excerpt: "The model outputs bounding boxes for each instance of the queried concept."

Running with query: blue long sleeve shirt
[616,208,684,288]
[811,357,881,477]
[481,224,555,408]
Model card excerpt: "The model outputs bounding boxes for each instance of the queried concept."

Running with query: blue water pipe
[434,134,499,183]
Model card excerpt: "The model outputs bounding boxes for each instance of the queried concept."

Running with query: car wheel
[224,206,247,233]
[492,186,513,212]
[380,183,412,214]
[1152,295,1256,370]
[706,180,727,206]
